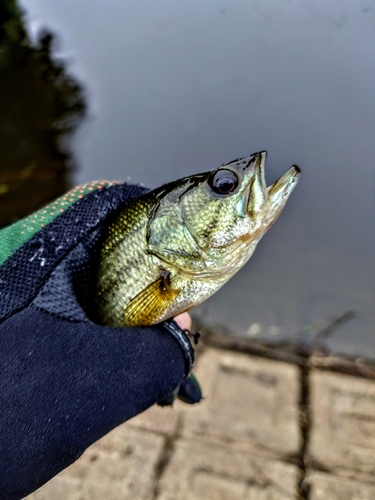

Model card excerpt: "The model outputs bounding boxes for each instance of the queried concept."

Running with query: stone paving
[26,339,375,500]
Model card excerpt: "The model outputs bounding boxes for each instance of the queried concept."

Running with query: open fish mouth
[247,151,300,220]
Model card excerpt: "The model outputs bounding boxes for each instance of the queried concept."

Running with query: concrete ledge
[27,426,165,500]
[182,348,300,459]
[308,471,375,499]
[158,439,298,500]
[310,370,375,476]
[25,343,375,499]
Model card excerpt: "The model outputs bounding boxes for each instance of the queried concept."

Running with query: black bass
[95,152,300,327]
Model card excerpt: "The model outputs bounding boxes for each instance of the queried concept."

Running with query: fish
[95,151,300,327]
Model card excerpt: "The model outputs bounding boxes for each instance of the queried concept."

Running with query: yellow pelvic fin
[123,272,179,326]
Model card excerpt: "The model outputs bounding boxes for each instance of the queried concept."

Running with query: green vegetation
[0,0,86,227]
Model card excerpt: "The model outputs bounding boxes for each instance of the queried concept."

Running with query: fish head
[147,151,300,275]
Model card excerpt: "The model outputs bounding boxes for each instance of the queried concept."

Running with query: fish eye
[209,169,239,196]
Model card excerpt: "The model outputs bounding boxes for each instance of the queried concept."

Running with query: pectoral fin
[123,272,179,326]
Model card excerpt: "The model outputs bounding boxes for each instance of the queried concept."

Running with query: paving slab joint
[151,413,184,499]
[297,361,311,500]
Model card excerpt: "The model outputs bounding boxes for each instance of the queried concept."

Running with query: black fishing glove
[0,181,198,500]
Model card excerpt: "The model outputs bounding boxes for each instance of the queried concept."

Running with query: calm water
[20,0,374,356]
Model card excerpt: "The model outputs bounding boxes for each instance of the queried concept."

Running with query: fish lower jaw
[178,268,236,282]
[165,240,260,281]
[176,254,253,282]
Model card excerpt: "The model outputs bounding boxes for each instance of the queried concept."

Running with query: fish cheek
[181,185,245,246]
[181,190,222,248]
[147,209,203,270]
[123,273,180,326]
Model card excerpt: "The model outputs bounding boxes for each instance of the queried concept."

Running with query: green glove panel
[0,180,115,266]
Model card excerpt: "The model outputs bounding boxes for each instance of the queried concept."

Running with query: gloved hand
[0,180,200,500]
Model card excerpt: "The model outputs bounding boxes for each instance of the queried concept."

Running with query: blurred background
[1,0,374,356]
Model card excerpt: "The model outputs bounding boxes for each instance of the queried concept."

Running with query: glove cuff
[162,319,195,377]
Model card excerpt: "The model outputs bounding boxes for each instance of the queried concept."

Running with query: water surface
[20,0,375,356]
